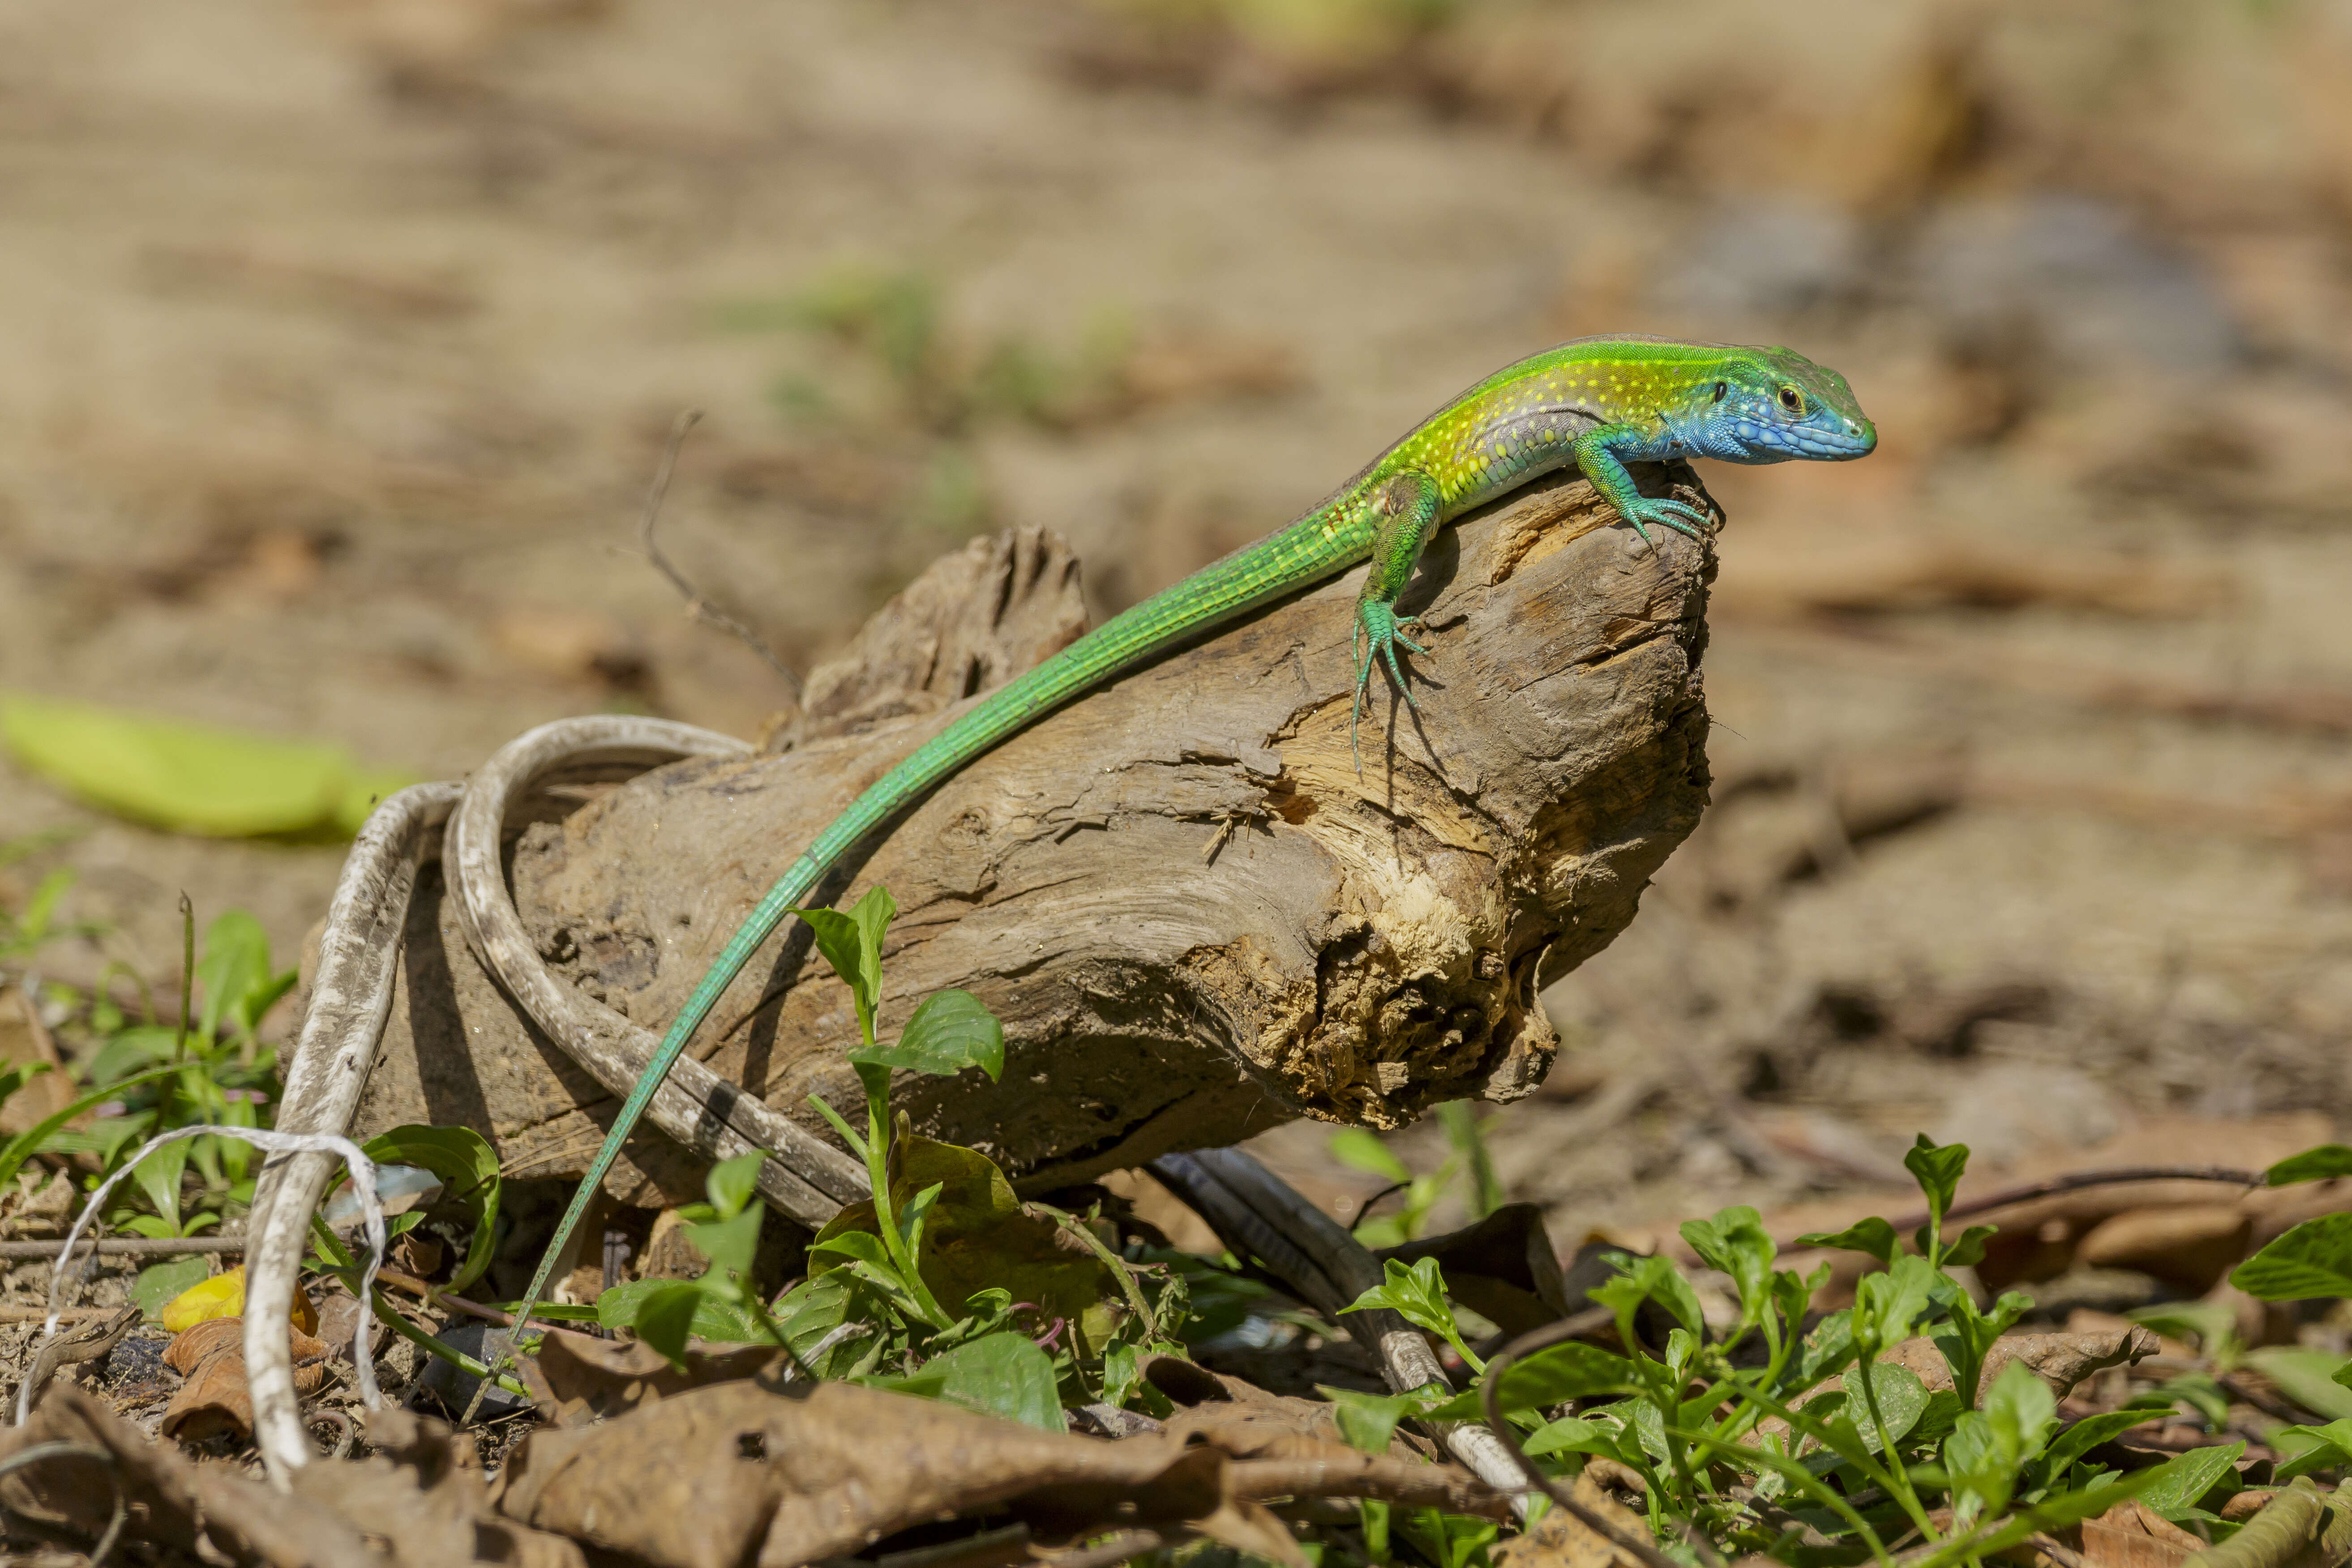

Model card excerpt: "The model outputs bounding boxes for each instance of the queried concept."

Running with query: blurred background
[4,0,2352,1267]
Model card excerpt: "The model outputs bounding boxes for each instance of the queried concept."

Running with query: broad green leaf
[0,693,415,839]
[848,989,1003,1082]
[1854,1253,1938,1350]
[791,886,895,1036]
[130,1255,209,1320]
[1327,1128,1411,1185]
[2128,1302,2240,1357]
[885,1331,1065,1431]
[1429,1341,1643,1419]
[771,1271,872,1379]
[1522,1415,1641,1466]
[685,1205,765,1282]
[1591,1252,1705,1341]
[2271,1419,2352,1481]
[195,911,293,1042]
[359,1124,502,1291]
[2231,1215,2352,1301]
[2242,1348,2352,1421]
[1935,1222,1999,1269]
[2135,1440,2244,1520]
[1845,1361,1930,1452]
[1323,1384,1446,1454]
[1680,1205,1775,1323]
[1794,1216,1898,1265]
[2044,1409,2162,1476]
[1342,1256,1457,1341]
[2266,1145,2352,1186]
[594,1278,772,1357]
[1946,1360,2058,1523]
[132,1137,189,1230]
[1903,1135,1971,1230]
[705,1152,765,1221]
[810,1135,1115,1334]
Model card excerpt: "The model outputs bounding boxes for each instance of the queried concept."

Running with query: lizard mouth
[1741,418,1877,461]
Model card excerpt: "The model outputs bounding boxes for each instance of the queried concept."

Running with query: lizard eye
[1711,381,1727,404]
[1777,385,1804,414]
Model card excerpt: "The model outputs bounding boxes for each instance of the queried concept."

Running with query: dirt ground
[6,0,2352,1255]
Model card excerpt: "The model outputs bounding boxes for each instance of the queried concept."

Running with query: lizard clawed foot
[1350,600,1430,775]
[1618,496,1714,551]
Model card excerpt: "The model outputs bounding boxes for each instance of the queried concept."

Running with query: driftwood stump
[356,464,1718,1206]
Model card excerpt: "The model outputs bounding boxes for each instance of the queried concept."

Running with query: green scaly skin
[498,336,1876,1363]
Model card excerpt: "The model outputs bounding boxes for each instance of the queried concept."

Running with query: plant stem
[1025,1199,1159,1341]
[1674,1427,1893,1568]
[858,1073,951,1330]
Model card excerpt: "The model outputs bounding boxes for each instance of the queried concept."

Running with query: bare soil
[5,0,2352,1253]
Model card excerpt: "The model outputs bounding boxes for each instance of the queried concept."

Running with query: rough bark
[356,463,1718,1205]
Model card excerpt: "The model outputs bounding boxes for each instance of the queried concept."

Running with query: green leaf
[705,1152,765,1221]
[685,1205,765,1282]
[2044,1409,2160,1476]
[358,1124,502,1291]
[0,692,416,839]
[792,886,895,1037]
[1327,1128,1411,1185]
[195,911,293,1042]
[2231,1214,2352,1301]
[2135,1441,2245,1520]
[1429,1341,1643,1420]
[2266,1145,2352,1186]
[1795,1216,1898,1266]
[1855,1253,1938,1350]
[1846,1361,1931,1452]
[2270,1419,2352,1481]
[1936,1222,1999,1269]
[848,989,1004,1082]
[1591,1252,1705,1341]
[1341,1256,1457,1341]
[132,1137,189,1230]
[129,1255,209,1320]
[2241,1348,2352,1421]
[1903,1134,1970,1230]
[595,1278,772,1355]
[1522,1415,1641,1465]
[884,1332,1066,1431]
[810,1135,1114,1331]
[1323,1384,1446,1454]
[0,1063,181,1191]
[1680,1205,1775,1324]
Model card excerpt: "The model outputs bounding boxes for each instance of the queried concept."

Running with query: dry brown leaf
[0,1384,379,1567]
[488,1378,1307,1568]
[517,1329,789,1427]
[286,1406,587,1568]
[1492,1470,1653,1568]
[2081,1500,2205,1568]
[2077,1205,2256,1292]
[161,1315,331,1442]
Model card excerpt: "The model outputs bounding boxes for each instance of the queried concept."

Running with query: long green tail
[500,506,1362,1345]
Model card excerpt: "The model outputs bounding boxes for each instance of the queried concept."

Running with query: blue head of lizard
[1693,347,1877,464]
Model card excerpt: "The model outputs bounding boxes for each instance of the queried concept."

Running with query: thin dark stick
[1480,1308,1685,1568]
[0,1235,246,1260]
[1779,1166,2266,1250]
[638,408,803,697]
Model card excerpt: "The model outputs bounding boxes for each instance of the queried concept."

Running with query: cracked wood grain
[357,468,1718,1206]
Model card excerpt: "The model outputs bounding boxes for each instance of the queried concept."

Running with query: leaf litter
[8,886,2352,1568]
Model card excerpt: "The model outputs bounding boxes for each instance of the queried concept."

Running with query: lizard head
[1706,347,1877,463]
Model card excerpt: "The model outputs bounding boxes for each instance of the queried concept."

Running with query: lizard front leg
[1351,468,1442,774]
[1570,423,1714,549]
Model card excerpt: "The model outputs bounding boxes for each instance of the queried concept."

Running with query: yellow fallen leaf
[159,1264,318,1335]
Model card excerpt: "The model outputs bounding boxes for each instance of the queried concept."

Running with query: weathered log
[355,464,1718,1206]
